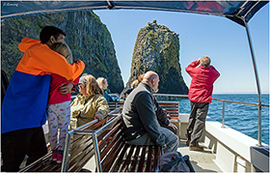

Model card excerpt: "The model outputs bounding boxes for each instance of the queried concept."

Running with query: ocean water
[178,94,269,145]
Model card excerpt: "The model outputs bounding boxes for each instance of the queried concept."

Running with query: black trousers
[1,127,47,172]
[186,102,209,146]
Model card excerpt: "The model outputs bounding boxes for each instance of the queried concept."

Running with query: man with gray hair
[185,56,220,151]
[122,71,179,153]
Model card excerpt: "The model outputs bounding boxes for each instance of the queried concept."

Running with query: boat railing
[153,93,269,146]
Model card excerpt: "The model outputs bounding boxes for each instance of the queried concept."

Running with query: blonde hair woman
[96,77,119,103]
[70,74,109,128]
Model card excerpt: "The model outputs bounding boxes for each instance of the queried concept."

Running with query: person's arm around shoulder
[94,95,110,121]
[24,45,85,81]
[59,76,80,94]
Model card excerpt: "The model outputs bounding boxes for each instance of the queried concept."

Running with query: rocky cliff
[1,11,124,93]
[126,20,188,94]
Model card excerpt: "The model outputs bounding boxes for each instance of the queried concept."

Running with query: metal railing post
[243,19,262,146]
[221,101,225,128]
[61,133,73,172]
[92,133,102,172]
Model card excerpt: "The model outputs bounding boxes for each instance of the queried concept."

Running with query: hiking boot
[57,150,63,163]
[186,139,190,146]
[189,146,204,151]
[52,150,57,161]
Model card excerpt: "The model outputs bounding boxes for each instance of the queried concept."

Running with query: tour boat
[1,1,269,172]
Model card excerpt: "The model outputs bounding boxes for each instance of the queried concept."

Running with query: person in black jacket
[137,73,178,134]
[122,71,179,153]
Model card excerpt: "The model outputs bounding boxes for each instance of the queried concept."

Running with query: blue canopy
[1,1,268,26]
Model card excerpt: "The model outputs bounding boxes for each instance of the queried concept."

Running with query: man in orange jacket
[1,26,85,171]
[185,56,220,151]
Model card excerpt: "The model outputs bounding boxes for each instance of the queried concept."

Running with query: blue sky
[94,4,269,94]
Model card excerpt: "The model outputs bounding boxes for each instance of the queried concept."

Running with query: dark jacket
[122,82,165,146]
[154,98,170,126]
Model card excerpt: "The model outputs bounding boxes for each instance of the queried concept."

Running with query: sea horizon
[178,94,269,145]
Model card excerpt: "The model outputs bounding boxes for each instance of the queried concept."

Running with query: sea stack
[126,20,188,94]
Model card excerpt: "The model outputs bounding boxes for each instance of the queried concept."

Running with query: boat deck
[177,139,222,172]
[83,139,222,172]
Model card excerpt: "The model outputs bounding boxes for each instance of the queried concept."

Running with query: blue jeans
[128,127,179,153]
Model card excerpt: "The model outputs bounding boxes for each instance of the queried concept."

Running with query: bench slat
[99,123,121,149]
[120,145,135,172]
[69,141,94,169]
[109,143,129,172]
[68,147,95,172]
[130,145,141,172]
[41,162,60,172]
[137,146,146,172]
[100,130,122,159]
[145,146,153,172]
[154,144,160,170]
[103,140,125,172]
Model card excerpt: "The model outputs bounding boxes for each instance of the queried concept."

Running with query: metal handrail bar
[153,93,269,146]
[154,93,188,98]
[154,93,269,108]
[212,98,269,108]
[73,119,99,131]
[94,114,122,136]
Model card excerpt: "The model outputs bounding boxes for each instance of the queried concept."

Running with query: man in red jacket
[185,56,220,151]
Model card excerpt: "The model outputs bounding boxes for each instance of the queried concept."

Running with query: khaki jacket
[70,94,109,128]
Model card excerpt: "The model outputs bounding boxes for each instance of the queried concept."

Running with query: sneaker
[52,150,57,161]
[189,146,204,151]
[186,139,190,146]
[57,150,63,163]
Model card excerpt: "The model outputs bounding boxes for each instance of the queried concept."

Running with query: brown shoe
[189,146,204,151]
[186,139,190,146]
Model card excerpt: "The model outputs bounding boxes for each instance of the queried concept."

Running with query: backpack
[158,151,191,172]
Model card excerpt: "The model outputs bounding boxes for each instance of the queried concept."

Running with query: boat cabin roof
[1,1,268,26]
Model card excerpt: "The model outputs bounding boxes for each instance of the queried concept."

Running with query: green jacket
[71,94,109,128]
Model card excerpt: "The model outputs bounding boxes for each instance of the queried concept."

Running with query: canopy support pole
[243,19,262,146]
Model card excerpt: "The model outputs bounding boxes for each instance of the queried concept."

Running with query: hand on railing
[94,113,104,121]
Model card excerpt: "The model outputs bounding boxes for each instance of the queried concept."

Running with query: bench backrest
[108,101,124,111]
[94,116,162,172]
[19,109,122,172]
[61,115,116,172]
[158,101,179,119]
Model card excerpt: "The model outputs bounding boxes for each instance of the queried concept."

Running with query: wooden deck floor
[178,139,222,172]
[83,139,222,172]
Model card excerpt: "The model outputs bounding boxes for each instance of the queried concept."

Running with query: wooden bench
[158,101,181,137]
[19,109,122,172]
[92,114,162,172]
[108,101,124,112]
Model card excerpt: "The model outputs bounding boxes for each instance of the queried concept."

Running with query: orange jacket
[17,37,85,81]
[1,38,85,134]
